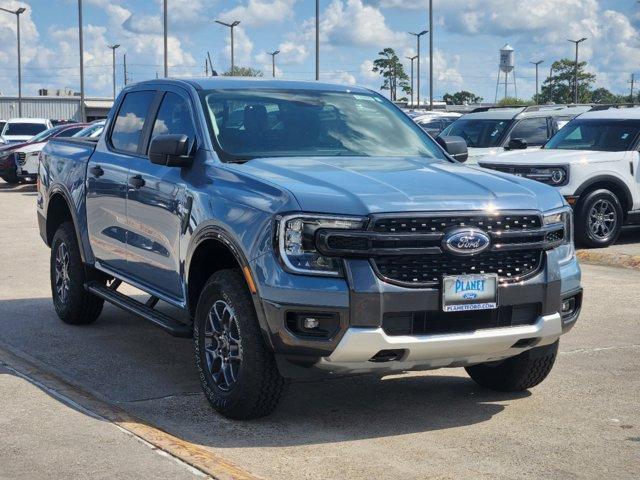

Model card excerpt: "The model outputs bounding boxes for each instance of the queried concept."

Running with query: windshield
[3,122,47,136]
[201,89,446,162]
[440,119,512,148]
[544,119,640,152]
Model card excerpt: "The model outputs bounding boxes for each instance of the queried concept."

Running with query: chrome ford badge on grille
[443,228,491,256]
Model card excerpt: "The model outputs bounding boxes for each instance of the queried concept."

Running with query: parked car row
[0,118,105,184]
[425,104,640,248]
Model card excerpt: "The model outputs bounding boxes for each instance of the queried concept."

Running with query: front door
[86,90,156,273]
[124,89,199,303]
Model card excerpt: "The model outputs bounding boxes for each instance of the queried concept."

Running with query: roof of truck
[578,107,640,120]
[136,77,374,94]
[459,105,592,122]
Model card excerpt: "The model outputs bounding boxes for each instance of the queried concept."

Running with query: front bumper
[317,312,562,375]
[252,247,582,379]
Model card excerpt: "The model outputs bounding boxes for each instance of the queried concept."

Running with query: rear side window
[509,117,549,146]
[57,127,83,138]
[110,91,156,153]
[151,92,196,142]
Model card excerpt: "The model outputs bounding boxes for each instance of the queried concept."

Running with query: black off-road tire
[194,269,286,420]
[575,189,623,248]
[465,341,559,391]
[50,222,104,324]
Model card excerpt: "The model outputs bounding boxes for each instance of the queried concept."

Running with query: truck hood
[228,156,564,215]
[480,148,624,166]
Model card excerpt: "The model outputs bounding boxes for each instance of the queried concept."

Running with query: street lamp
[409,29,428,107]
[78,0,85,121]
[163,0,168,77]
[568,37,587,103]
[315,0,320,81]
[0,6,27,117]
[428,0,433,109]
[215,20,241,75]
[530,60,544,104]
[269,50,280,78]
[405,55,418,106]
[108,44,121,100]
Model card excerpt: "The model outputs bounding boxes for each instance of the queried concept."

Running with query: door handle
[89,165,104,178]
[128,175,146,189]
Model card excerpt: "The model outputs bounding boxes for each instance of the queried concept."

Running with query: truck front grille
[373,250,543,286]
[315,212,560,288]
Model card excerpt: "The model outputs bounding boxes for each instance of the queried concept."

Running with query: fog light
[561,299,572,313]
[303,317,319,329]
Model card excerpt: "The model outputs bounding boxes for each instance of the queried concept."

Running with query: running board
[86,281,192,338]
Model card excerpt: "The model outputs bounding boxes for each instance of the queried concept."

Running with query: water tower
[495,44,518,102]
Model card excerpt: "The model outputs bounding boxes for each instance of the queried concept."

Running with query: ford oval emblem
[443,228,491,256]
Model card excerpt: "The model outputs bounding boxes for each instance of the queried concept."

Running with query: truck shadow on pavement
[0,296,530,448]
[0,182,36,193]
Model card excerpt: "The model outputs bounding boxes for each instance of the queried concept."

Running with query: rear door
[122,87,199,303]
[85,89,156,273]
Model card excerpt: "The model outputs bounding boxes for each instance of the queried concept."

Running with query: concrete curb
[576,249,640,271]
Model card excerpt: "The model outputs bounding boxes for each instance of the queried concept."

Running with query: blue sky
[0,0,639,101]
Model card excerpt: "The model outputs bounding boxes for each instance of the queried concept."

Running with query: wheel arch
[45,189,86,262]
[185,226,272,351]
[574,175,633,219]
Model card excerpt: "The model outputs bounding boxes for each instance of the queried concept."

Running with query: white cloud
[321,70,357,85]
[319,0,406,48]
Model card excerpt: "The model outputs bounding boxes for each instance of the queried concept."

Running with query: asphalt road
[1,181,639,479]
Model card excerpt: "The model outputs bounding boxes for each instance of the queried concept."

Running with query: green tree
[372,48,410,101]
[540,59,596,103]
[223,66,263,77]
[589,87,628,104]
[497,97,533,107]
[443,90,483,105]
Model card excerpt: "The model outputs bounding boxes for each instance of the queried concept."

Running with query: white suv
[440,105,591,162]
[479,107,640,247]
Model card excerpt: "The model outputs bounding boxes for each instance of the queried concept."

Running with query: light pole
[405,55,418,106]
[0,6,27,117]
[108,44,120,100]
[315,0,320,80]
[78,0,85,122]
[215,20,241,75]
[269,50,280,78]
[530,60,544,104]
[568,38,587,103]
[428,0,433,110]
[163,0,168,77]
[409,30,428,107]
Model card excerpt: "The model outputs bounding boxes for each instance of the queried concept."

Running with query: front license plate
[442,274,498,312]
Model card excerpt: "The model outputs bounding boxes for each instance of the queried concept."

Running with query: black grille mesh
[373,214,541,233]
[374,250,543,286]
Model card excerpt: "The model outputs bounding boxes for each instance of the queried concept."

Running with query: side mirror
[436,135,468,162]
[507,138,528,150]
[149,134,194,168]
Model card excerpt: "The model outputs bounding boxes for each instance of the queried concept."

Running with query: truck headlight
[543,207,574,262]
[526,167,568,186]
[277,214,366,276]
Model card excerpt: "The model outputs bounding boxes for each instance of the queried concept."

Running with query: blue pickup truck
[37,78,582,419]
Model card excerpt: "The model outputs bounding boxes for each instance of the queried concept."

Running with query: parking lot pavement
[577,226,640,270]
[1,181,639,479]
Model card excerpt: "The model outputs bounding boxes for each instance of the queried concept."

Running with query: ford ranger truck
[480,107,640,248]
[37,79,582,419]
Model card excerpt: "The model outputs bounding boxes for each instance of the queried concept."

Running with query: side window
[151,92,196,143]
[110,90,156,154]
[509,117,549,146]
[57,127,83,137]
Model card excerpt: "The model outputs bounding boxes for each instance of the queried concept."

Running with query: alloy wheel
[203,300,243,391]
[588,199,617,241]
[54,242,71,305]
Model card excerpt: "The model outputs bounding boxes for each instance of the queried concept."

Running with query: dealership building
[0,94,113,122]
